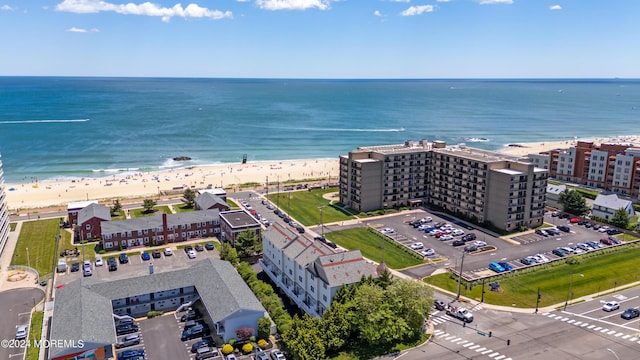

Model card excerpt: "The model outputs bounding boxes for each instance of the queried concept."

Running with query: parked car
[70,262,80,272]
[609,237,622,244]
[141,252,151,261]
[533,254,549,263]
[195,347,220,360]
[552,248,570,257]
[226,354,238,360]
[586,241,602,249]
[600,238,615,246]
[461,233,477,242]
[473,240,487,247]
[451,229,465,236]
[497,262,513,271]
[598,226,610,233]
[152,249,162,258]
[95,256,103,267]
[379,228,394,234]
[164,248,173,256]
[434,299,446,310]
[621,308,640,320]
[602,301,620,312]
[83,260,92,277]
[255,350,269,360]
[116,324,139,336]
[452,239,465,247]
[464,244,478,253]
[190,337,215,353]
[185,245,194,253]
[195,244,204,252]
[420,216,433,223]
[520,256,536,265]
[108,257,118,271]
[592,224,601,230]
[116,318,134,327]
[117,349,145,360]
[187,249,197,259]
[576,243,592,252]
[607,228,622,235]
[557,225,571,232]
[535,229,548,237]
[551,211,559,217]
[440,234,454,241]
[420,248,435,256]
[410,242,424,250]
[488,262,506,273]
[181,324,210,340]
[270,349,286,360]
[546,228,560,235]
[181,310,201,322]
[570,217,580,223]
[118,253,129,264]
[15,325,27,340]
[205,242,215,250]
[115,334,141,348]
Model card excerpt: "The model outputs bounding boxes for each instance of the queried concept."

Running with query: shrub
[98,249,106,254]
[236,326,254,340]
[228,338,236,346]
[147,310,163,318]
[222,344,234,355]
[242,343,254,354]
[258,339,268,349]
[258,317,271,340]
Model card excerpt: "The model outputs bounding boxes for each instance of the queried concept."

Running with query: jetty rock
[172,156,192,161]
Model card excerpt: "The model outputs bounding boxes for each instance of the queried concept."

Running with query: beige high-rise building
[340,141,548,231]
[0,155,9,255]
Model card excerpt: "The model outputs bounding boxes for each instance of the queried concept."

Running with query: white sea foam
[92,167,140,173]
[0,119,90,124]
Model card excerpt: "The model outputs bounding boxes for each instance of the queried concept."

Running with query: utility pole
[456,250,466,301]
[535,287,541,314]
[318,206,325,238]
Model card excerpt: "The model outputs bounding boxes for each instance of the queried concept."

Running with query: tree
[257,317,271,341]
[559,189,590,216]
[111,199,122,215]
[235,230,260,257]
[283,315,326,360]
[142,198,157,213]
[375,268,394,289]
[352,283,407,344]
[611,207,630,229]
[321,302,353,352]
[182,188,196,208]
[385,280,433,339]
[220,242,239,266]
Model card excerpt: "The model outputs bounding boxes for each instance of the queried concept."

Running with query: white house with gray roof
[546,184,566,210]
[49,258,267,360]
[260,223,377,317]
[592,193,635,221]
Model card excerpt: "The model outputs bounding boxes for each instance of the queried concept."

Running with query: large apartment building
[340,140,548,231]
[0,155,9,255]
[527,141,640,199]
[260,223,378,318]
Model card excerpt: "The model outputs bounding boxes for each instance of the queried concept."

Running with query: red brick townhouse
[75,203,111,242]
[100,210,222,250]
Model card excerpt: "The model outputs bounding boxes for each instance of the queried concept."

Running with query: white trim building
[592,194,635,221]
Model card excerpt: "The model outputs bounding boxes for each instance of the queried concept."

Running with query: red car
[434,231,445,238]
[600,238,615,246]
[570,217,580,223]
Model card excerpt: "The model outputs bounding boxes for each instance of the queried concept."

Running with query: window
[323,295,327,302]
[310,285,314,292]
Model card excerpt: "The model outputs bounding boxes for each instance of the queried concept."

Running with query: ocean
[1,77,639,183]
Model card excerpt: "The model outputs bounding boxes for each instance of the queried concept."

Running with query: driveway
[0,288,45,360]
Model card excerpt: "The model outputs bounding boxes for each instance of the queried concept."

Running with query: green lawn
[130,205,171,218]
[425,243,640,308]
[25,311,44,360]
[10,222,17,231]
[173,203,195,213]
[11,219,60,276]
[326,227,424,269]
[111,210,126,220]
[268,188,356,226]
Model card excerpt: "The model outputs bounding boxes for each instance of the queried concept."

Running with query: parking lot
[54,243,220,285]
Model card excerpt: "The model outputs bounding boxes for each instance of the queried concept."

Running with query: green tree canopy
[559,189,590,216]
[611,208,630,229]
[142,199,157,213]
[234,230,261,258]
[182,188,196,208]
[219,242,239,266]
[111,199,122,215]
[283,315,327,360]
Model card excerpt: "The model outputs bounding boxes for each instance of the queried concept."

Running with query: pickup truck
[445,305,474,323]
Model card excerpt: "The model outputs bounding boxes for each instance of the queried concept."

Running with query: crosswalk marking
[489,353,500,358]
[495,356,505,360]
[463,342,474,348]
[482,349,494,354]
[629,337,637,341]
[567,319,575,324]
[469,344,480,350]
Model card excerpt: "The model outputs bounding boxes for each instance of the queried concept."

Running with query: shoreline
[6,135,640,211]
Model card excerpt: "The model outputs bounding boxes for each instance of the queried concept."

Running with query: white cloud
[55,0,233,22]
[255,0,332,11]
[401,5,434,16]
[374,10,382,17]
[66,27,100,32]
[550,5,561,10]
[391,0,410,3]
[437,0,452,2]
[1,4,15,10]
[477,0,513,4]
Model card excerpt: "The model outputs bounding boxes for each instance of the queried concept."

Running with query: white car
[603,301,620,312]
[410,242,424,250]
[164,248,173,256]
[187,249,197,259]
[95,256,103,267]
[15,325,27,340]
[598,226,610,233]
[421,248,435,256]
[439,235,454,241]
[420,217,433,223]
[473,240,487,247]
[452,229,465,236]
[428,229,440,236]
[379,228,394,234]
[440,224,453,231]
[533,253,549,263]
[270,349,286,360]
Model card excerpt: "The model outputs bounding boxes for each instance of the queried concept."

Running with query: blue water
[1,77,639,183]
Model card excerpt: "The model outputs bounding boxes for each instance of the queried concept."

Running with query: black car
[607,228,622,235]
[152,249,162,258]
[461,233,477,242]
[583,222,593,228]
[520,257,534,265]
[314,236,327,243]
[296,226,305,234]
[181,324,210,341]
[464,244,478,253]
[116,324,139,335]
[70,262,80,272]
[119,253,129,264]
[434,299,446,311]
[326,241,338,249]
[557,225,571,232]
[621,308,640,320]
[184,245,194,253]
[452,239,465,247]
[108,257,118,271]
[190,337,215,353]
[181,310,201,322]
[552,248,569,257]
[592,224,601,230]
[205,242,215,250]
[609,237,622,245]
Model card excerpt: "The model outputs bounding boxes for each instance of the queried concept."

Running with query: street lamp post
[318,206,325,238]
[455,250,466,301]
[564,273,584,310]
[26,247,30,269]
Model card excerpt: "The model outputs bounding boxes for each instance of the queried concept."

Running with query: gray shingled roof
[311,251,377,287]
[100,209,220,234]
[546,184,566,195]
[195,192,227,210]
[594,194,632,211]
[49,258,265,359]
[77,203,111,225]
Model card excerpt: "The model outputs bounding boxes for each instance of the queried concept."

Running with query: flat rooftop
[219,210,260,228]
[432,145,525,163]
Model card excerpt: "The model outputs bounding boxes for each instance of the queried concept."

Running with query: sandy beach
[497,135,640,157]
[4,159,339,211]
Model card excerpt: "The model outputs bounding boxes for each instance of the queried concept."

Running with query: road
[0,288,45,360]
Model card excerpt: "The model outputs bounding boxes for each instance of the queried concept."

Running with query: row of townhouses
[340,140,548,231]
[528,141,640,198]
[260,223,379,317]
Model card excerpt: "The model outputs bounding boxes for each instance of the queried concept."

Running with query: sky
[0,0,638,78]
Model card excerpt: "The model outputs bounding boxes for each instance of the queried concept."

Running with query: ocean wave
[92,167,140,173]
[250,125,405,132]
[0,119,90,124]
[464,137,490,142]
